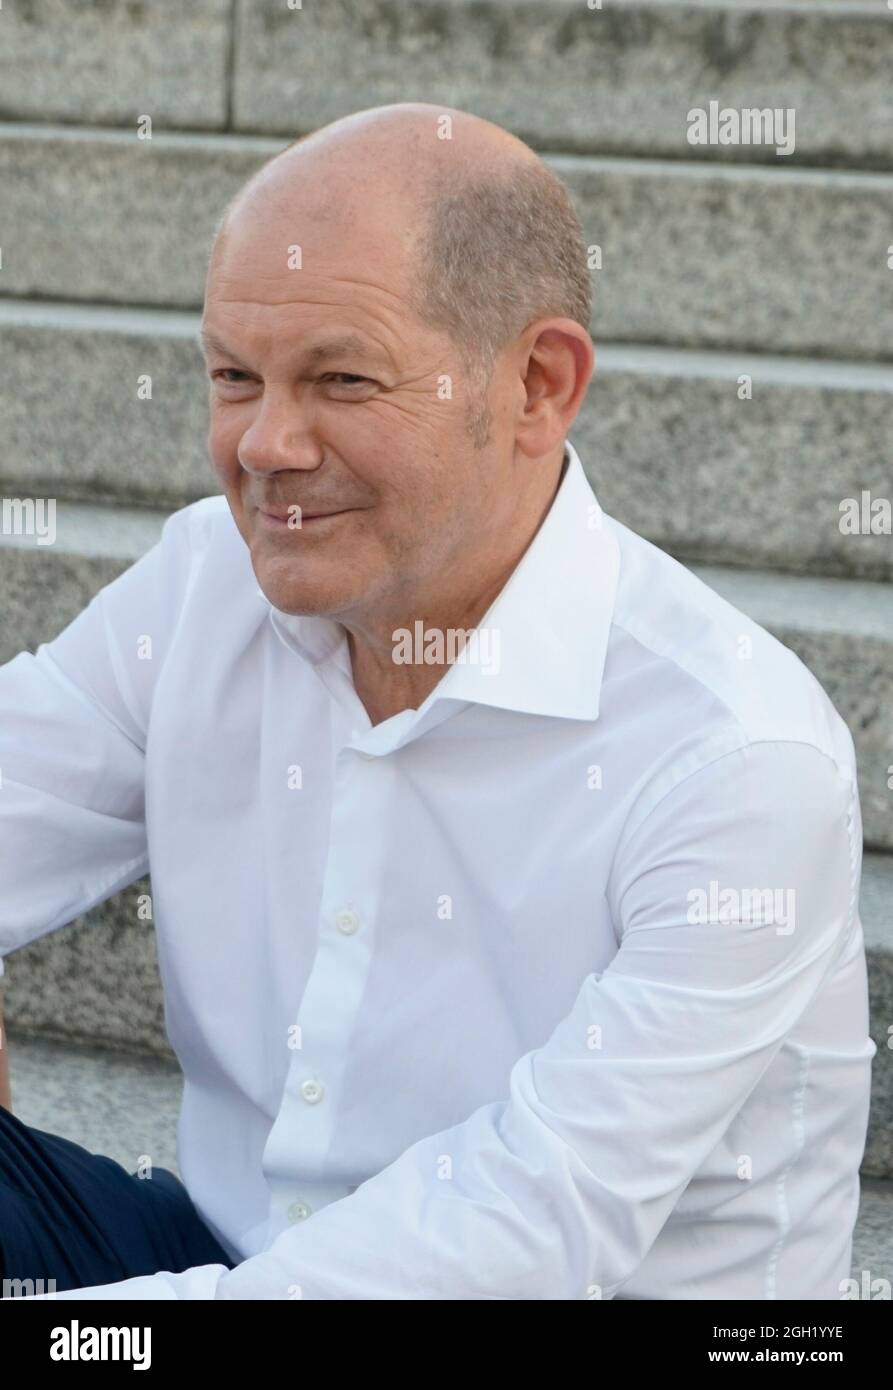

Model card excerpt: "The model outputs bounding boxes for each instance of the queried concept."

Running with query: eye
[211,369,251,384]
[322,373,372,387]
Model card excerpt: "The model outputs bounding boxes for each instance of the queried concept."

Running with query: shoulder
[603,514,854,775]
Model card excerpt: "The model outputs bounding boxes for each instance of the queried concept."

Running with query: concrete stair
[1,0,890,1262]
[3,128,893,362]
[3,2,890,168]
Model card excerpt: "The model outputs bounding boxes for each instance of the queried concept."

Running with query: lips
[259,506,345,520]
[256,504,354,530]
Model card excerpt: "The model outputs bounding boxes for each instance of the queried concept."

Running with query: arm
[37,737,861,1301]
[0,508,194,967]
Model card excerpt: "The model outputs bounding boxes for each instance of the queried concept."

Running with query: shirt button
[335,909,360,935]
[301,1078,324,1104]
[287,1201,312,1223]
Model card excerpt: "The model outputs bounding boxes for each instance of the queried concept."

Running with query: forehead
[202,201,426,361]
[198,323,397,372]
[210,180,418,295]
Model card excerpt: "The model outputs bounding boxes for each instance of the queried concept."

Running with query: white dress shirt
[0,439,875,1300]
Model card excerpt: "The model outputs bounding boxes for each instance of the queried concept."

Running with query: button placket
[261,748,392,1217]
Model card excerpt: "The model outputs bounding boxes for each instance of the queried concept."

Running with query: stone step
[1,507,891,845]
[851,1178,893,1289]
[0,503,167,676]
[0,0,230,131]
[1,301,891,580]
[4,1031,893,1285]
[3,3,888,168]
[230,0,893,171]
[3,126,893,360]
[586,345,893,583]
[6,1033,182,1177]
[860,854,893,1179]
[1,4,890,169]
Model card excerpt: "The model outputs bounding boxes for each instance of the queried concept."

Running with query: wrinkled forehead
[216,152,423,270]
[201,214,438,377]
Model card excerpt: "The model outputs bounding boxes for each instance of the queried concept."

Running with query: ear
[513,318,595,462]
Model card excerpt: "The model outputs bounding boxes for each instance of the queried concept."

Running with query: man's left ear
[515,318,594,460]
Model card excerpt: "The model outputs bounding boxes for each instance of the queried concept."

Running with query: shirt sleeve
[0,506,196,966]
[37,737,860,1302]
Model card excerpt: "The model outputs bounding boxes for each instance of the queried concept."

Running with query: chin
[252,554,360,617]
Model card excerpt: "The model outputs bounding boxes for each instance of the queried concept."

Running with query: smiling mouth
[257,507,355,530]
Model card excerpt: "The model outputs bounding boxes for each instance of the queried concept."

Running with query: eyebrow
[198,329,386,370]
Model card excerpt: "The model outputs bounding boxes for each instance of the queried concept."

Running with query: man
[0,103,875,1300]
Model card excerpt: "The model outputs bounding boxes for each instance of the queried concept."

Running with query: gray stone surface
[0,546,125,668]
[3,1032,891,1284]
[0,505,166,667]
[861,855,893,1181]
[850,1179,893,1289]
[3,127,893,361]
[568,157,893,361]
[0,499,167,561]
[587,346,893,582]
[2,302,892,580]
[2,879,174,1061]
[0,0,231,129]
[0,300,213,511]
[0,125,281,309]
[6,1033,181,1175]
[232,0,893,169]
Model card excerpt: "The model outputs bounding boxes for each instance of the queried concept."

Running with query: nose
[237,388,325,476]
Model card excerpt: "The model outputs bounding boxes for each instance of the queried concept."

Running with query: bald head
[212,103,592,440]
[217,102,546,245]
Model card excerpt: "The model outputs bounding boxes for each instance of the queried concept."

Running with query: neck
[345,449,568,726]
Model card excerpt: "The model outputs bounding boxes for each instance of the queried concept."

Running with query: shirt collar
[266,438,620,724]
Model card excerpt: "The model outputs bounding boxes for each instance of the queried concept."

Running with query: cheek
[207,413,244,488]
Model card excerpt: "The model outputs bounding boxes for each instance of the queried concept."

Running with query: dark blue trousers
[0,1104,236,1293]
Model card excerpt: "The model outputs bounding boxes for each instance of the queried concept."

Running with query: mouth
[257,507,356,531]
